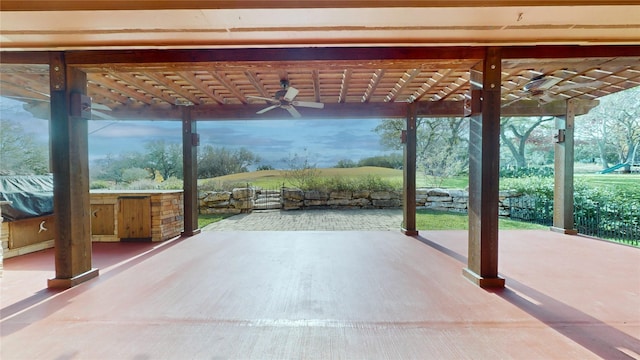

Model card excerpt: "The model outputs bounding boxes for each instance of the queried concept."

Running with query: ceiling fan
[503,75,603,107]
[4,94,114,120]
[247,79,324,118]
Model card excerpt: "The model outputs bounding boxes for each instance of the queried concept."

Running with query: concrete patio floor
[1,229,639,359]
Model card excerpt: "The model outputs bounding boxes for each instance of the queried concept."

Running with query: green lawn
[198,213,236,228]
[416,209,547,230]
[575,173,640,195]
[202,167,470,190]
[198,210,546,231]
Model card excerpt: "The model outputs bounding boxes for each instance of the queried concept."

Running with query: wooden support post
[551,99,578,234]
[48,52,99,289]
[402,102,418,236]
[182,106,200,236]
[463,47,505,288]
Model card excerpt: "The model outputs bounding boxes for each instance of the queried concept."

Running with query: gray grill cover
[0,175,54,221]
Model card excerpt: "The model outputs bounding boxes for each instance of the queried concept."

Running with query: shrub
[90,180,111,189]
[500,166,554,178]
[122,167,150,183]
[157,176,183,190]
[126,179,158,190]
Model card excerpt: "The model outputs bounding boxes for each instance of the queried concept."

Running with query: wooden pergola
[1,1,639,289]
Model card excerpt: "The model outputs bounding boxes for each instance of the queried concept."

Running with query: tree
[335,159,357,168]
[500,116,554,169]
[91,151,147,183]
[283,149,320,189]
[198,146,260,178]
[577,87,640,172]
[0,119,49,175]
[357,153,402,169]
[143,140,182,180]
[374,117,468,185]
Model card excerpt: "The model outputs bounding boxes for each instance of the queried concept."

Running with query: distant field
[200,166,638,195]
[201,167,468,189]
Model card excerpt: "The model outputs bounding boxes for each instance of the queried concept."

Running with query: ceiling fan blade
[247,95,278,103]
[292,101,324,109]
[92,103,112,111]
[256,105,279,114]
[525,76,562,91]
[284,105,301,118]
[283,87,299,102]
[91,109,115,120]
[537,93,562,104]
[554,81,603,92]
[501,97,524,108]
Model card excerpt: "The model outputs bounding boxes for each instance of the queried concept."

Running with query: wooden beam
[0,51,50,64]
[501,99,598,117]
[95,98,599,121]
[47,52,99,289]
[551,99,578,235]
[463,47,505,289]
[502,45,640,59]
[3,1,638,11]
[182,107,200,237]
[62,47,486,67]
[402,102,418,236]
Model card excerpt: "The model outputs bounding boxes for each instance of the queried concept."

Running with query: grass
[204,167,468,190]
[575,173,640,195]
[197,210,547,231]
[198,213,236,228]
[415,209,547,230]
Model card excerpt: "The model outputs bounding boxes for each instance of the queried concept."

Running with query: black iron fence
[253,183,284,210]
[509,196,639,246]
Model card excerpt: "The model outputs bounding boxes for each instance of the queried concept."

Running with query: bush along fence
[508,195,639,246]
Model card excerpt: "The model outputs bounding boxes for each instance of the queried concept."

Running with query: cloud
[1,95,390,169]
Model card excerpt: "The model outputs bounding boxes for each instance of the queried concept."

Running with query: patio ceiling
[1,48,639,120]
[0,1,639,120]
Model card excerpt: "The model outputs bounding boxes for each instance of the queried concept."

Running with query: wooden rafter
[87,82,129,105]
[362,69,385,103]
[142,71,201,105]
[1,47,639,121]
[90,73,153,105]
[107,72,174,104]
[312,70,321,103]
[410,69,454,103]
[244,70,270,98]
[338,69,352,103]
[386,68,421,102]
[210,71,248,104]
[176,71,225,105]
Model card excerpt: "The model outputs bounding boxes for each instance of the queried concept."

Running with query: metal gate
[253,184,283,210]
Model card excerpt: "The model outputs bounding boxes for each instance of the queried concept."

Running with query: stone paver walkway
[202,209,403,231]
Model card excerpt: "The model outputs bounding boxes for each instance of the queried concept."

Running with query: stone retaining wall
[199,187,520,214]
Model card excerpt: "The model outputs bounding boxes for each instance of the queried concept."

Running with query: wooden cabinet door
[118,197,151,241]
[91,204,115,235]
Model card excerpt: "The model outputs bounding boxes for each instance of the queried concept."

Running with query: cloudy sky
[1,97,393,169]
